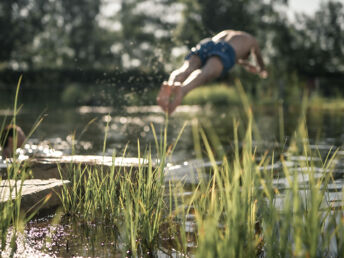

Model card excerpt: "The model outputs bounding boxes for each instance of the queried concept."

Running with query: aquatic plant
[183,83,241,106]
[183,83,344,257]
[54,80,344,257]
[57,117,185,256]
[0,76,46,257]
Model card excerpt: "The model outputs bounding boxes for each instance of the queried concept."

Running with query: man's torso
[212,30,256,60]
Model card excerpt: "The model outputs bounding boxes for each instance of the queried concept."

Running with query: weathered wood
[0,179,69,211]
[1,155,155,180]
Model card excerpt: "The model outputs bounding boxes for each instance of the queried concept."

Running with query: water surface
[1,101,344,256]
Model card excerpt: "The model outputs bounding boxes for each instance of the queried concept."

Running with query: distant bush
[61,84,90,105]
[183,83,241,106]
[308,95,344,110]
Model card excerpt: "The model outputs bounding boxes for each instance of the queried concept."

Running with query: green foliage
[183,83,241,106]
[308,95,344,111]
[53,94,344,257]
[57,120,182,256]
[296,1,344,75]
[174,0,206,47]
[270,1,344,78]
[1,0,344,98]
[61,84,84,105]
[0,77,45,255]
[0,0,115,70]
[61,84,98,106]
[187,88,343,257]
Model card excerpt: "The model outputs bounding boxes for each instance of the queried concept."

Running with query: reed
[56,81,344,257]
[181,81,344,257]
[0,76,25,256]
[0,76,43,256]
[56,116,344,257]
[57,117,187,256]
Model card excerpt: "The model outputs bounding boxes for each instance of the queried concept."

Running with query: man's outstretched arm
[237,59,260,74]
[252,40,268,78]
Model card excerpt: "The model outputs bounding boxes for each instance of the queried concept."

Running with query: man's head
[0,125,25,159]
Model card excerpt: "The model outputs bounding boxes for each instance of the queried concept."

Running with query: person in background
[157,29,268,114]
[0,125,26,159]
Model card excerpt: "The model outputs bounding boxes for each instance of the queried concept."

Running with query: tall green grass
[185,82,344,257]
[57,117,186,256]
[0,76,26,256]
[183,83,241,106]
[188,115,342,257]
[55,80,344,257]
[0,76,46,256]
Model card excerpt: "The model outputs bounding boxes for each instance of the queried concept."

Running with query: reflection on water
[2,103,343,159]
[1,104,204,160]
[1,103,344,256]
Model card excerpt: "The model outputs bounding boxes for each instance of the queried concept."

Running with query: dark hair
[0,126,17,148]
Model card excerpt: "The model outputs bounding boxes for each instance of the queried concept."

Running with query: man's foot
[167,82,184,114]
[157,81,171,113]
[157,82,184,114]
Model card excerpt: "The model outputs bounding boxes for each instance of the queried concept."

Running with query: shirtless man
[157,30,268,114]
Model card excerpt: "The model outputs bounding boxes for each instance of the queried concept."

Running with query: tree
[299,1,344,75]
[174,0,289,47]
[60,0,108,69]
[271,1,344,77]
[0,0,48,68]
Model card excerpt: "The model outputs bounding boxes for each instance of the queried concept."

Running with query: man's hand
[157,82,184,114]
[238,59,268,79]
[238,59,259,73]
[259,70,268,79]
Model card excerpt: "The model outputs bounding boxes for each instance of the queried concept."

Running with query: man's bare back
[212,30,254,58]
[212,30,265,70]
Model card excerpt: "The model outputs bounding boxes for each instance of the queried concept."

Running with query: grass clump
[184,86,344,257]
[56,110,344,257]
[54,80,344,257]
[193,116,261,257]
[308,95,344,111]
[57,120,179,256]
[58,156,166,256]
[0,76,45,256]
[0,76,26,255]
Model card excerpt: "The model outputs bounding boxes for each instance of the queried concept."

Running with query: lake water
[3,102,344,163]
[1,102,344,256]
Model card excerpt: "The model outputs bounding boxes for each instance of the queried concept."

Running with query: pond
[4,100,344,162]
[1,97,344,257]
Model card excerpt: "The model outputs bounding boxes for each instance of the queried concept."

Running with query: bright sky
[289,0,322,15]
[99,0,344,24]
[289,0,344,15]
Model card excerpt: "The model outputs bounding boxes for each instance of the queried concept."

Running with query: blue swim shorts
[186,38,236,76]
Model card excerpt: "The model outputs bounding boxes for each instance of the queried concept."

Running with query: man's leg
[162,56,224,114]
[158,55,201,113]
[181,56,223,95]
[158,56,223,114]
[168,55,202,84]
